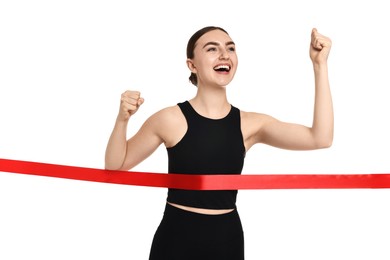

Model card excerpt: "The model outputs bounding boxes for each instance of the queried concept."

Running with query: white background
[1,0,389,259]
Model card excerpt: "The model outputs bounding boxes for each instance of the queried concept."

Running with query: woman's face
[188,29,238,88]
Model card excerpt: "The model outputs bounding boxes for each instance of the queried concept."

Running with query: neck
[189,84,230,119]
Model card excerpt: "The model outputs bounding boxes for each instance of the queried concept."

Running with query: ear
[186,59,197,73]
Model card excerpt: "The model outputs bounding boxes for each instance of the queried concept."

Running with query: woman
[105,26,333,260]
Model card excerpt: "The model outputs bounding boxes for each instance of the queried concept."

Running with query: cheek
[197,58,214,72]
[231,53,238,63]
[232,57,238,71]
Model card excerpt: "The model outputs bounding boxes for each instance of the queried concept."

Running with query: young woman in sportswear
[105,26,333,260]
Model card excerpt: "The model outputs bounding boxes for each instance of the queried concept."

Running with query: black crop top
[166,101,246,209]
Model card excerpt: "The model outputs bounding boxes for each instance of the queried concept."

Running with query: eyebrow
[202,41,235,49]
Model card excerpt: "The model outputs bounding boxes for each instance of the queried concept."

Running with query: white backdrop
[1,0,389,259]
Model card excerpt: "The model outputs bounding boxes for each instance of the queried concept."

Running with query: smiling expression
[187,29,238,88]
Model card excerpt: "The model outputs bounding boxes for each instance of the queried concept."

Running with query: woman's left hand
[310,28,332,65]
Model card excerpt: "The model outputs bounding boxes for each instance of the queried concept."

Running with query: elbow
[315,136,333,149]
[104,161,124,171]
[104,164,117,171]
[104,158,114,170]
[105,165,126,171]
[105,153,128,171]
[105,160,131,171]
[318,140,333,149]
[311,127,333,149]
[105,165,116,171]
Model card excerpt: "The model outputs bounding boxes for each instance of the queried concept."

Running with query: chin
[218,79,233,87]
[213,76,233,86]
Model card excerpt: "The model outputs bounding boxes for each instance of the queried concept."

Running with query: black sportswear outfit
[149,101,246,260]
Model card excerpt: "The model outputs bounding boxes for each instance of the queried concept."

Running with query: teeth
[214,65,230,70]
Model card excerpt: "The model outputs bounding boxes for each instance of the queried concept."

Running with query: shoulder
[142,103,184,135]
[240,110,269,132]
[239,110,277,147]
[148,104,183,125]
[144,103,186,147]
[240,110,274,125]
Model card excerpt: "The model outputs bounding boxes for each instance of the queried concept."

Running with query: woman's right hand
[118,90,144,121]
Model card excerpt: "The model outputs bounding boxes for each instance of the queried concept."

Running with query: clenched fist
[310,28,332,65]
[118,90,144,121]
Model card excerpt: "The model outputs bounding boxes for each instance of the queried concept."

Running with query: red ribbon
[1,158,390,189]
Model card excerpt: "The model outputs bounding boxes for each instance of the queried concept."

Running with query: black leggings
[149,203,244,260]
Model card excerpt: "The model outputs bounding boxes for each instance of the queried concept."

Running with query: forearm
[105,118,129,170]
[311,62,334,147]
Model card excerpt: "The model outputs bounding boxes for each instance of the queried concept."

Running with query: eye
[207,47,217,52]
[228,46,236,52]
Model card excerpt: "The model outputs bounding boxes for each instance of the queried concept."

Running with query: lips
[213,64,231,72]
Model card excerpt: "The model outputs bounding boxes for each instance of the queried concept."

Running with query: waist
[167,189,238,210]
[167,202,235,215]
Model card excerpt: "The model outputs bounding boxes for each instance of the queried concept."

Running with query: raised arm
[104,90,162,170]
[244,28,333,151]
[309,28,333,147]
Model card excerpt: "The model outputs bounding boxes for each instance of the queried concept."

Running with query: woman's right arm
[104,90,163,171]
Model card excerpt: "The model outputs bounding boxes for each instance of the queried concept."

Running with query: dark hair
[186,26,229,86]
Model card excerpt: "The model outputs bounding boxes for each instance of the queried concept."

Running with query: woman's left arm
[253,28,333,151]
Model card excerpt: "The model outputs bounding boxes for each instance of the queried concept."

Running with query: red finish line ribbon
[1,158,390,190]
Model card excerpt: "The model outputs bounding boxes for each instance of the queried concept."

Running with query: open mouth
[213,64,231,72]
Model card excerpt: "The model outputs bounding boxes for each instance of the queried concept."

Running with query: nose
[219,49,230,60]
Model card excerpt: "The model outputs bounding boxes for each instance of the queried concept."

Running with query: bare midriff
[167,202,234,215]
